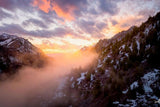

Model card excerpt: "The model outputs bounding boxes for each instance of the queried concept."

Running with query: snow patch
[111,60,114,64]
[113,101,119,104]
[0,38,13,46]
[97,59,102,68]
[136,40,140,54]
[95,69,98,73]
[145,44,150,51]
[71,82,75,88]
[144,24,152,35]
[126,99,137,107]
[70,77,74,82]
[141,69,159,93]
[130,81,139,90]
[122,89,128,94]
[77,72,87,85]
[119,44,125,49]
[155,99,160,104]
[90,74,94,81]
[125,53,129,57]
[105,69,110,77]
[129,44,133,52]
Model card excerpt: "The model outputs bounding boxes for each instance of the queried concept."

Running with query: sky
[0,0,160,54]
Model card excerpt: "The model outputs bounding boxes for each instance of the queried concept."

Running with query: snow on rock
[111,60,114,64]
[70,77,74,82]
[136,40,140,54]
[141,59,147,63]
[77,72,87,85]
[119,44,125,50]
[105,69,109,74]
[141,69,159,93]
[116,60,119,65]
[122,89,128,94]
[125,53,129,57]
[71,82,75,88]
[118,104,130,107]
[113,65,117,69]
[120,57,124,62]
[119,50,123,55]
[103,55,111,63]
[129,44,133,52]
[95,69,98,73]
[144,24,152,35]
[154,68,159,72]
[105,69,110,77]
[145,44,150,51]
[107,54,111,58]
[126,99,137,107]
[113,101,119,104]
[90,74,94,81]
[155,99,160,104]
[130,81,139,90]
[97,64,102,68]
[97,59,102,68]
[0,38,13,46]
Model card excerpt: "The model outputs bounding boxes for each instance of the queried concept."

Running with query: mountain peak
[59,11,160,107]
[0,33,46,74]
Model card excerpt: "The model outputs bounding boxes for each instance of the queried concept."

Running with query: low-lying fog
[0,50,98,107]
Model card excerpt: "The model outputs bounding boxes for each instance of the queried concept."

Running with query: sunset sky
[0,0,159,54]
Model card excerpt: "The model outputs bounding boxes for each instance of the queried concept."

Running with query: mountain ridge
[0,33,47,75]
[50,11,160,107]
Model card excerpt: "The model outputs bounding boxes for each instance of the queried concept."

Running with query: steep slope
[53,12,160,107]
[0,33,46,75]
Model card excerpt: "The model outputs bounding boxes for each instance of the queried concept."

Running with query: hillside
[49,12,160,107]
[0,33,47,75]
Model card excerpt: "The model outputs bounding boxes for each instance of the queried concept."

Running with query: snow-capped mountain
[50,12,160,106]
[0,33,46,74]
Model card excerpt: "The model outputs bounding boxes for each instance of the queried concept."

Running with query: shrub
[92,80,101,98]
[146,28,157,45]
[86,72,91,81]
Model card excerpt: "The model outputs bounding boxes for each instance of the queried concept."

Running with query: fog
[0,50,98,107]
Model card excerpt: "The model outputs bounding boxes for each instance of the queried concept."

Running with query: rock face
[49,12,160,106]
[0,33,46,74]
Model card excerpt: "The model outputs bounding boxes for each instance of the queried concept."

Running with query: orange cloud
[102,14,146,39]
[32,0,51,13]
[52,4,75,21]
[32,0,76,20]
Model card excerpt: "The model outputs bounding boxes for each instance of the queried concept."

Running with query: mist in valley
[0,50,98,107]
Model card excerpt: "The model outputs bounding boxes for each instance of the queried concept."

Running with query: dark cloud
[0,0,33,12]
[0,0,159,40]
[0,0,15,10]
[78,20,96,34]
[77,0,122,18]
[0,0,58,24]
[53,0,87,12]
[22,18,48,29]
[111,20,118,26]
[96,22,107,30]
[38,10,56,23]
[98,0,119,15]
[88,8,99,15]
[51,0,88,19]
[77,19,105,38]
[0,24,76,38]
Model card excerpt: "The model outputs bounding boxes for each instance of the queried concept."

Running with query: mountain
[50,12,160,106]
[0,33,46,75]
